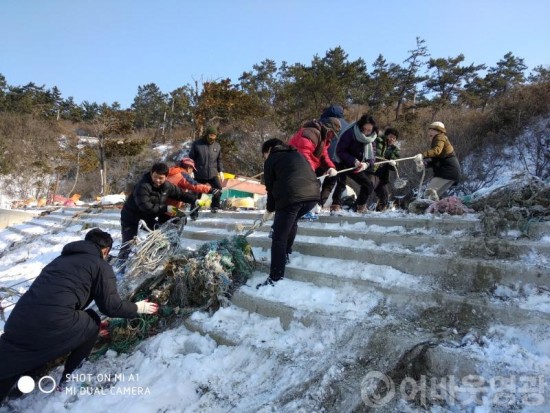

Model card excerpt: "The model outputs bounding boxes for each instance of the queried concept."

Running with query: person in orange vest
[164,158,220,221]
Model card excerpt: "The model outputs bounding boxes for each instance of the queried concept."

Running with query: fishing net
[94,220,256,356]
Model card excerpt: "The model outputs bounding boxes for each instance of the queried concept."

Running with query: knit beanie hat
[429,121,446,134]
[204,125,218,136]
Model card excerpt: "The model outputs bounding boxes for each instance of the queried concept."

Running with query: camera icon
[17,375,57,394]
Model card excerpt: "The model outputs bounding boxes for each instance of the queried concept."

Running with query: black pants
[196,176,222,209]
[118,218,142,261]
[342,170,374,206]
[0,309,100,403]
[0,375,19,403]
[315,167,338,207]
[368,174,390,209]
[60,309,101,382]
[270,200,317,281]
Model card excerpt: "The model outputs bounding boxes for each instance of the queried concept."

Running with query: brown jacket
[423,133,455,159]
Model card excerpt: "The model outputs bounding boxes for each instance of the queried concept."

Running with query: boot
[329,204,341,216]
[256,276,277,289]
[356,204,368,213]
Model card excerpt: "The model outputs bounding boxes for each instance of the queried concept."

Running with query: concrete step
[251,260,550,326]
[187,217,550,259]
[179,226,550,292]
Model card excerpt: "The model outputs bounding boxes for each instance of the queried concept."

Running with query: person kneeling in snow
[257,139,320,288]
[0,229,158,402]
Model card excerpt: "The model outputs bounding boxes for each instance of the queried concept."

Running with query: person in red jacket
[288,118,341,210]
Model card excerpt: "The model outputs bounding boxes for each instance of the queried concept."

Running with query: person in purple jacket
[334,114,378,213]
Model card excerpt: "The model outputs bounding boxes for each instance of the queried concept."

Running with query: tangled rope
[95,219,256,355]
[470,175,550,237]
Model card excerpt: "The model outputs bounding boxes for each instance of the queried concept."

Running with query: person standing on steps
[0,229,158,402]
[414,121,461,201]
[288,117,341,214]
[319,104,351,215]
[257,138,320,288]
[334,113,378,214]
[188,125,224,213]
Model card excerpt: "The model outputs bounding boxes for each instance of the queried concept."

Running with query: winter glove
[262,211,274,223]
[166,205,178,217]
[414,153,423,162]
[196,198,208,207]
[327,168,338,177]
[388,160,397,167]
[99,320,110,339]
[353,160,368,173]
[166,205,186,217]
[218,172,225,183]
[135,300,159,315]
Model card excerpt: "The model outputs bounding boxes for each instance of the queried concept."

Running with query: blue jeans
[270,200,317,280]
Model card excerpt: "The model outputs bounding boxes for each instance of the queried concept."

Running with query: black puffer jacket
[264,144,320,211]
[121,172,195,227]
[0,241,137,379]
[189,137,223,180]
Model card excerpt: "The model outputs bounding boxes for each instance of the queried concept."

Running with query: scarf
[353,124,377,161]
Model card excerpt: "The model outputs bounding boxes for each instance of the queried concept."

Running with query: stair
[1,206,549,412]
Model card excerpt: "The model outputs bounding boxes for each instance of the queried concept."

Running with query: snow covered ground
[0,199,549,412]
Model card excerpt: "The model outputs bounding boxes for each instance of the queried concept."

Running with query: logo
[17,376,56,394]
[360,371,395,407]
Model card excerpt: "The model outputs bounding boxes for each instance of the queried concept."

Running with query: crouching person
[257,139,320,288]
[166,157,219,221]
[0,229,158,402]
[119,162,197,262]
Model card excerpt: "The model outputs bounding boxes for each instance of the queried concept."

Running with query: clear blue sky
[2,0,549,109]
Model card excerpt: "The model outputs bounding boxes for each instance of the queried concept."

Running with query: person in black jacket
[0,229,158,402]
[119,162,197,261]
[188,125,224,212]
[257,139,320,288]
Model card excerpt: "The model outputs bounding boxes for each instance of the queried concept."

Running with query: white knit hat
[429,121,446,134]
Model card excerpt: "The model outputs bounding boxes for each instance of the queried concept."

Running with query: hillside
[1,191,550,412]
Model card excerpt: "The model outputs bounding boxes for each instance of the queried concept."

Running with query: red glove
[99,320,110,339]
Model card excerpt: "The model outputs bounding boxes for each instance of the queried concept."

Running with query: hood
[321,105,344,119]
[61,240,102,258]
[271,144,297,154]
[168,166,184,177]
